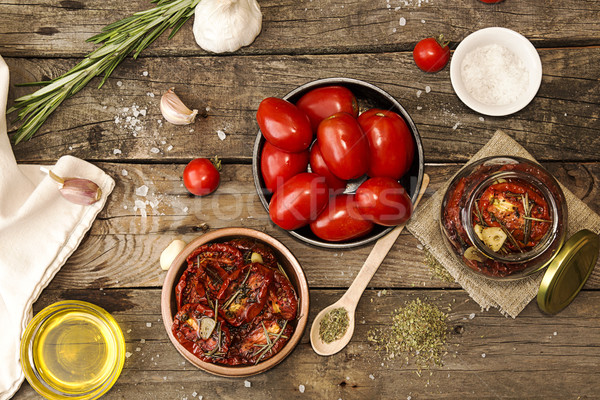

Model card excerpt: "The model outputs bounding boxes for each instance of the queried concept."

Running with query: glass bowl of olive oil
[20,300,125,400]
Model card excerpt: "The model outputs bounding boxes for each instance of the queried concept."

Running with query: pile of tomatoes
[257,85,416,242]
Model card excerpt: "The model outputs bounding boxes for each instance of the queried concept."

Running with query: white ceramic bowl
[450,27,542,116]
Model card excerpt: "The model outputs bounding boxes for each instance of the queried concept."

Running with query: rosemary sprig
[7,0,200,144]
[252,320,289,364]
[523,216,552,223]
[521,192,532,246]
[490,212,523,253]
[222,267,252,310]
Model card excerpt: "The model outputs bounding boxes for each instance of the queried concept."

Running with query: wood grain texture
[14,288,600,399]
[5,47,600,163]
[1,0,599,58]
[39,162,600,292]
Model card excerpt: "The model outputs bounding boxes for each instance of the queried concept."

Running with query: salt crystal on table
[117,81,123,87]
[244,381,251,388]
[140,109,147,116]
[416,90,422,97]
[114,149,122,155]
[217,130,227,140]
[469,313,476,319]
[146,322,152,327]
[136,185,149,197]
[150,147,160,154]
[122,169,128,176]
[425,86,431,93]
[167,145,173,151]
[299,385,305,393]
[125,352,132,358]
[399,17,406,26]
[142,71,148,76]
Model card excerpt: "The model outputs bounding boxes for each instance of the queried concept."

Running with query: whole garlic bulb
[193,0,262,53]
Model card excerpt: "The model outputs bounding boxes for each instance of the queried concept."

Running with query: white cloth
[0,56,115,399]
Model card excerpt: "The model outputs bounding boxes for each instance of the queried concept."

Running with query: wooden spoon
[309,174,430,356]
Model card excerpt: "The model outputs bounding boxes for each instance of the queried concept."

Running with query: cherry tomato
[256,97,313,152]
[183,157,220,196]
[309,141,347,194]
[358,109,415,179]
[269,172,329,230]
[310,194,374,242]
[355,177,413,226]
[260,141,309,193]
[296,85,359,132]
[479,0,503,3]
[317,112,370,180]
[413,35,450,73]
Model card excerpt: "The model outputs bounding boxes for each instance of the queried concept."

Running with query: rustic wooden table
[2,0,600,398]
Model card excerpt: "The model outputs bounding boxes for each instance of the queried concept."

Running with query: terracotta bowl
[252,77,425,249]
[161,227,309,377]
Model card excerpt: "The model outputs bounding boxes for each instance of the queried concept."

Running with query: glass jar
[440,156,567,280]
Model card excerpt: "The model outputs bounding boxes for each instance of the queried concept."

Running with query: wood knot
[36,27,59,36]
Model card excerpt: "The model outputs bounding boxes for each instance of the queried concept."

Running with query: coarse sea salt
[461,44,529,106]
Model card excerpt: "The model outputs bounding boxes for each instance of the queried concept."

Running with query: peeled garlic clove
[482,227,507,252]
[193,0,262,53]
[48,170,102,205]
[160,88,198,125]
[160,239,187,270]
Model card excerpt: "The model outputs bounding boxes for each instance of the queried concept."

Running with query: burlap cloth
[407,130,600,318]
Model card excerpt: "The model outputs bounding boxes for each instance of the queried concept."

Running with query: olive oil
[21,301,125,399]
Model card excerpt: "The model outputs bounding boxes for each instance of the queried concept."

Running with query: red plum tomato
[358,109,415,180]
[317,112,370,180]
[296,86,359,132]
[269,172,329,230]
[413,35,450,73]
[355,177,413,226]
[261,142,309,193]
[309,141,347,194]
[183,158,220,196]
[310,194,374,242]
[256,97,313,152]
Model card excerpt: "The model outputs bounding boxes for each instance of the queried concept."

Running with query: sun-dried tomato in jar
[440,156,567,279]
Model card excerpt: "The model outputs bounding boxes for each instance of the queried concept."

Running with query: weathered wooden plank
[6,47,600,163]
[1,0,599,58]
[13,288,600,399]
[39,162,600,292]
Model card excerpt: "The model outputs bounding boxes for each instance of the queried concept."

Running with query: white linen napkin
[0,56,115,399]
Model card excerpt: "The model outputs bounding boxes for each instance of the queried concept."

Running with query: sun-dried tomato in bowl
[172,239,299,366]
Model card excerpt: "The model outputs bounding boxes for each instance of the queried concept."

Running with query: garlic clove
[160,239,187,270]
[160,88,198,125]
[193,0,262,54]
[48,170,102,206]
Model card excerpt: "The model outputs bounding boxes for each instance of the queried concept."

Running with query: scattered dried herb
[424,249,454,283]
[319,307,349,344]
[367,298,449,371]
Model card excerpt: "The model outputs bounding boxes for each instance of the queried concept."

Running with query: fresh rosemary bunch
[7,0,201,144]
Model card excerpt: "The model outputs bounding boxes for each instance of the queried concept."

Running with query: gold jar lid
[537,229,599,314]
